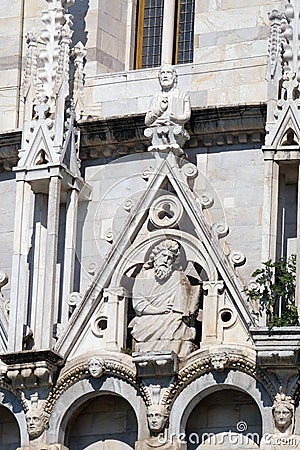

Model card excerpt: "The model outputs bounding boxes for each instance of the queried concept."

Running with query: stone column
[103,287,127,352]
[31,193,48,346]
[8,180,33,351]
[161,0,176,64]
[261,150,278,262]
[41,176,61,349]
[61,187,79,325]
[202,281,224,343]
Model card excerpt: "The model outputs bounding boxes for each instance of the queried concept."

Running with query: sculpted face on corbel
[87,357,105,378]
[147,404,168,435]
[26,407,49,440]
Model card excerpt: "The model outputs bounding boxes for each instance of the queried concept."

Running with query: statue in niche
[260,388,300,449]
[129,239,199,357]
[144,65,191,154]
[88,356,104,378]
[136,405,180,449]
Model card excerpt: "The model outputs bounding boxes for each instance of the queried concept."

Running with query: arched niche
[0,388,26,448]
[109,230,216,352]
[110,230,218,288]
[0,405,21,449]
[168,370,273,440]
[66,394,137,449]
[185,389,262,449]
[48,376,147,444]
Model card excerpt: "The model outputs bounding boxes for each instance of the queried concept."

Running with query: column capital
[203,280,224,296]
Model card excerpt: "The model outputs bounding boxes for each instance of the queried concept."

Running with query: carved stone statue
[26,407,48,440]
[88,357,104,378]
[129,239,199,357]
[260,388,300,449]
[136,405,180,450]
[144,65,191,155]
[19,406,69,450]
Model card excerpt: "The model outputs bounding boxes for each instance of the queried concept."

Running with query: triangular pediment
[267,103,300,149]
[19,122,55,168]
[55,152,254,358]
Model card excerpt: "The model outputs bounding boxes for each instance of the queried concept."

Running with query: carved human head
[145,239,180,280]
[158,65,178,90]
[88,357,104,378]
[272,388,294,434]
[26,407,49,439]
[147,404,168,433]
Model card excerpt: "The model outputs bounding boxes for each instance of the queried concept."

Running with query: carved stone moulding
[0,350,64,389]
[18,445,68,450]
[251,327,300,369]
[0,105,266,170]
[133,351,179,378]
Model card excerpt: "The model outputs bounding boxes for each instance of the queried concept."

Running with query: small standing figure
[136,405,180,449]
[130,239,199,357]
[144,65,191,155]
[260,388,300,449]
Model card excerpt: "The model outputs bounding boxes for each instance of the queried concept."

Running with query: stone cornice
[0,105,267,171]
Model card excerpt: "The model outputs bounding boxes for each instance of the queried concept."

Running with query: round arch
[66,394,138,449]
[168,370,273,438]
[47,375,148,444]
[0,388,27,447]
[110,229,218,287]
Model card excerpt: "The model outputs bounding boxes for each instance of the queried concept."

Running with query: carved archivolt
[161,352,276,410]
[44,359,149,415]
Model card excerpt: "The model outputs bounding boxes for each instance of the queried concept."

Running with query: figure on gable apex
[144,65,191,154]
[260,388,300,449]
[129,239,200,358]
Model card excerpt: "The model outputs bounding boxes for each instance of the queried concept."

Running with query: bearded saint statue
[129,239,199,357]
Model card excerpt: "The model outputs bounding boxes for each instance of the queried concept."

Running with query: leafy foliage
[244,255,298,329]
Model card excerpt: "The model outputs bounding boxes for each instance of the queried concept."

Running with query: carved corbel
[1,351,63,390]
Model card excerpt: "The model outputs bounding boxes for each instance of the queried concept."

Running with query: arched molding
[168,368,273,438]
[162,350,275,409]
[111,229,218,287]
[47,375,148,443]
[45,353,151,416]
[0,387,27,446]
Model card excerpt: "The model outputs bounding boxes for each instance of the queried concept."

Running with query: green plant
[244,254,298,329]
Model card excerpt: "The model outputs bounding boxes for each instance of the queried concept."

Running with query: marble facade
[0,0,300,449]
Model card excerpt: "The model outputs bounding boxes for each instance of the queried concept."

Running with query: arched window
[135,0,195,69]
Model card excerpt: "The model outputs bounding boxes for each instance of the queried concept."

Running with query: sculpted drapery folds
[129,239,200,357]
[144,65,191,153]
[145,65,191,128]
